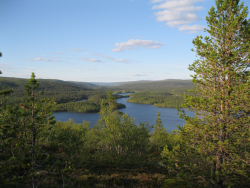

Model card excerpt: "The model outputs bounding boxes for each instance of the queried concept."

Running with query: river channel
[53,93,195,132]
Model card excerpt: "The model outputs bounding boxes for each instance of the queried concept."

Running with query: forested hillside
[110,79,195,108]
[0,77,116,112]
[0,77,101,103]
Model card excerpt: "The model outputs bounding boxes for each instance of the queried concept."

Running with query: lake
[53,93,195,132]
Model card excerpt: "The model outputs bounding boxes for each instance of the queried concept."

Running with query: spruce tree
[162,0,250,187]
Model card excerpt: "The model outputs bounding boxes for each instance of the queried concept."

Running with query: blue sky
[1,0,250,82]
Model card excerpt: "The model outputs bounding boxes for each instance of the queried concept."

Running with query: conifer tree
[162,0,250,187]
[24,73,56,187]
[0,73,56,187]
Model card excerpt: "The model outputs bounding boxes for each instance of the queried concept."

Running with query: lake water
[53,93,195,132]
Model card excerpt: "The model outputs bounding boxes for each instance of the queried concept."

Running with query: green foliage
[162,1,250,187]
[55,100,125,113]
[55,101,101,113]
[127,91,186,108]
[150,112,168,154]
[0,73,57,187]
[95,90,151,164]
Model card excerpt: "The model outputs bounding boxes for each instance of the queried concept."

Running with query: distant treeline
[126,91,186,108]
[110,79,194,92]
[55,101,126,113]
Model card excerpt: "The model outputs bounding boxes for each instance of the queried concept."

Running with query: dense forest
[0,77,113,113]
[0,77,101,103]
[125,91,186,108]
[109,79,195,108]
[1,1,250,187]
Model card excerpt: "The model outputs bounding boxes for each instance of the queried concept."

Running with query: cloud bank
[152,0,206,33]
[112,39,166,52]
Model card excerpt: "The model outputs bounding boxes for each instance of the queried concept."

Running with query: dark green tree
[24,73,56,188]
[0,73,56,187]
[162,0,250,187]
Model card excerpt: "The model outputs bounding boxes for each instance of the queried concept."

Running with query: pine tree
[24,73,56,188]
[162,0,250,187]
[0,73,56,187]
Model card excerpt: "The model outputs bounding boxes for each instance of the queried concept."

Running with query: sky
[1,0,250,83]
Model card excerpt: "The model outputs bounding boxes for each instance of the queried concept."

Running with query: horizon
[1,75,193,84]
[1,0,250,82]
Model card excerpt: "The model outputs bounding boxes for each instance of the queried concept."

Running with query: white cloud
[95,53,130,63]
[179,24,205,33]
[77,57,102,63]
[152,0,206,33]
[155,10,200,26]
[152,0,203,10]
[112,39,166,52]
[71,49,85,51]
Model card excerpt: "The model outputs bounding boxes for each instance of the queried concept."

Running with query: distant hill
[0,77,98,89]
[109,79,194,91]
[61,80,98,88]
[0,77,105,104]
